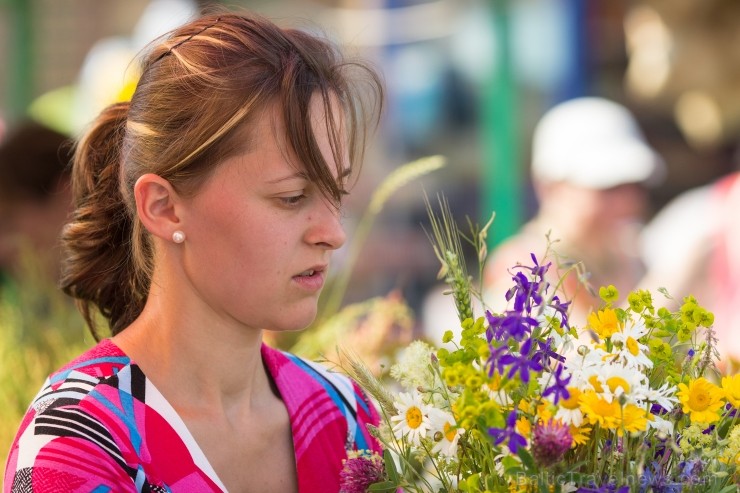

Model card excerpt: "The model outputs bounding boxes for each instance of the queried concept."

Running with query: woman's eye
[280,194,306,206]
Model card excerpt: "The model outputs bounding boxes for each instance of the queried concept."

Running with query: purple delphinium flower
[531,420,572,467]
[504,253,552,312]
[542,363,571,405]
[678,458,705,485]
[638,461,682,493]
[486,344,511,377]
[650,403,668,415]
[725,402,738,418]
[495,338,543,383]
[338,452,386,493]
[506,270,544,314]
[489,410,527,454]
[487,310,539,342]
[549,294,572,330]
[534,337,566,366]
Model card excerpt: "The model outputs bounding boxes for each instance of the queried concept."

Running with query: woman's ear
[134,174,182,241]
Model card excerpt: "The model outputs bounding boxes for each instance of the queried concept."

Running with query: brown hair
[60,10,384,339]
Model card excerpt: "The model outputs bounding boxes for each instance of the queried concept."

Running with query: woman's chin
[272,311,318,333]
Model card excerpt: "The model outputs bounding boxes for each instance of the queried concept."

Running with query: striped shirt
[3,339,380,492]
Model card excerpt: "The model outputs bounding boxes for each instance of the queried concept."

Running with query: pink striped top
[4,339,380,492]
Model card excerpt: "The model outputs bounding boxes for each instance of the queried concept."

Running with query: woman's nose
[306,201,346,250]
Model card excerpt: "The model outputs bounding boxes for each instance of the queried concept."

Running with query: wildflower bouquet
[338,197,740,493]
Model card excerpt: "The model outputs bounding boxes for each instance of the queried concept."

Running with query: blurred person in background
[639,169,740,369]
[0,120,73,288]
[483,97,665,326]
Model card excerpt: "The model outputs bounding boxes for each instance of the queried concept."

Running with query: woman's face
[176,96,348,332]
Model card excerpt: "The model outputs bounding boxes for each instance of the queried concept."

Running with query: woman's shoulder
[51,338,131,381]
[260,344,381,457]
[4,340,142,489]
[261,344,356,399]
[26,339,131,410]
[261,344,378,423]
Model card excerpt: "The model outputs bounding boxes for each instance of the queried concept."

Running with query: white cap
[531,97,665,189]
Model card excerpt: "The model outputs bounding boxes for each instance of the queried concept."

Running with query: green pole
[480,0,521,248]
[6,0,34,121]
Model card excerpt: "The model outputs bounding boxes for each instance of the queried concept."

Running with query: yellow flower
[677,378,725,424]
[487,372,505,391]
[648,338,672,359]
[606,376,631,394]
[560,387,582,410]
[617,404,651,434]
[445,368,461,386]
[579,391,620,429]
[587,309,622,339]
[722,374,740,408]
[518,400,533,415]
[390,392,430,445]
[569,423,592,447]
[588,375,604,393]
[508,477,534,493]
[722,426,740,465]
[536,402,553,423]
[516,416,532,437]
[599,285,619,303]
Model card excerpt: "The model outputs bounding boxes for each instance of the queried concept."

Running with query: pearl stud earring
[172,230,186,244]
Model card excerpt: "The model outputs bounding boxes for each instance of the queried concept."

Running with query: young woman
[4,10,383,493]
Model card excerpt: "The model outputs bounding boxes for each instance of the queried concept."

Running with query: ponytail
[60,102,150,339]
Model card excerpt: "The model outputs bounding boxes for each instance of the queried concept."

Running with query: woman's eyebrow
[268,167,351,184]
[267,172,308,184]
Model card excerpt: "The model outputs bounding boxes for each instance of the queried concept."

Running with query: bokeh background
[3,0,739,310]
[2,0,740,467]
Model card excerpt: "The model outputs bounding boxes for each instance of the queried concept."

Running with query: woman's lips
[292,267,326,292]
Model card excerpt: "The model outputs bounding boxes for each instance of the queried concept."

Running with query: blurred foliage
[285,290,416,376]
[0,251,91,468]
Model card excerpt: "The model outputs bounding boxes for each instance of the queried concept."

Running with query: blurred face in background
[540,181,648,246]
[0,190,72,282]
[0,122,73,284]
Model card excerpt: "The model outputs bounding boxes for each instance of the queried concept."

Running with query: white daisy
[554,387,584,427]
[597,364,650,404]
[641,382,679,412]
[428,408,464,458]
[647,414,674,435]
[390,391,431,446]
[611,320,652,369]
[563,345,607,389]
[561,482,579,493]
[538,306,576,354]
[555,406,584,427]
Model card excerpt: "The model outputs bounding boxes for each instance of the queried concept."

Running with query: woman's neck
[112,285,271,419]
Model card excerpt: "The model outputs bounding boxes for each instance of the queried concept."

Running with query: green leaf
[717,486,738,493]
[717,416,734,439]
[383,448,399,484]
[517,447,536,472]
[368,481,399,492]
[502,454,520,472]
